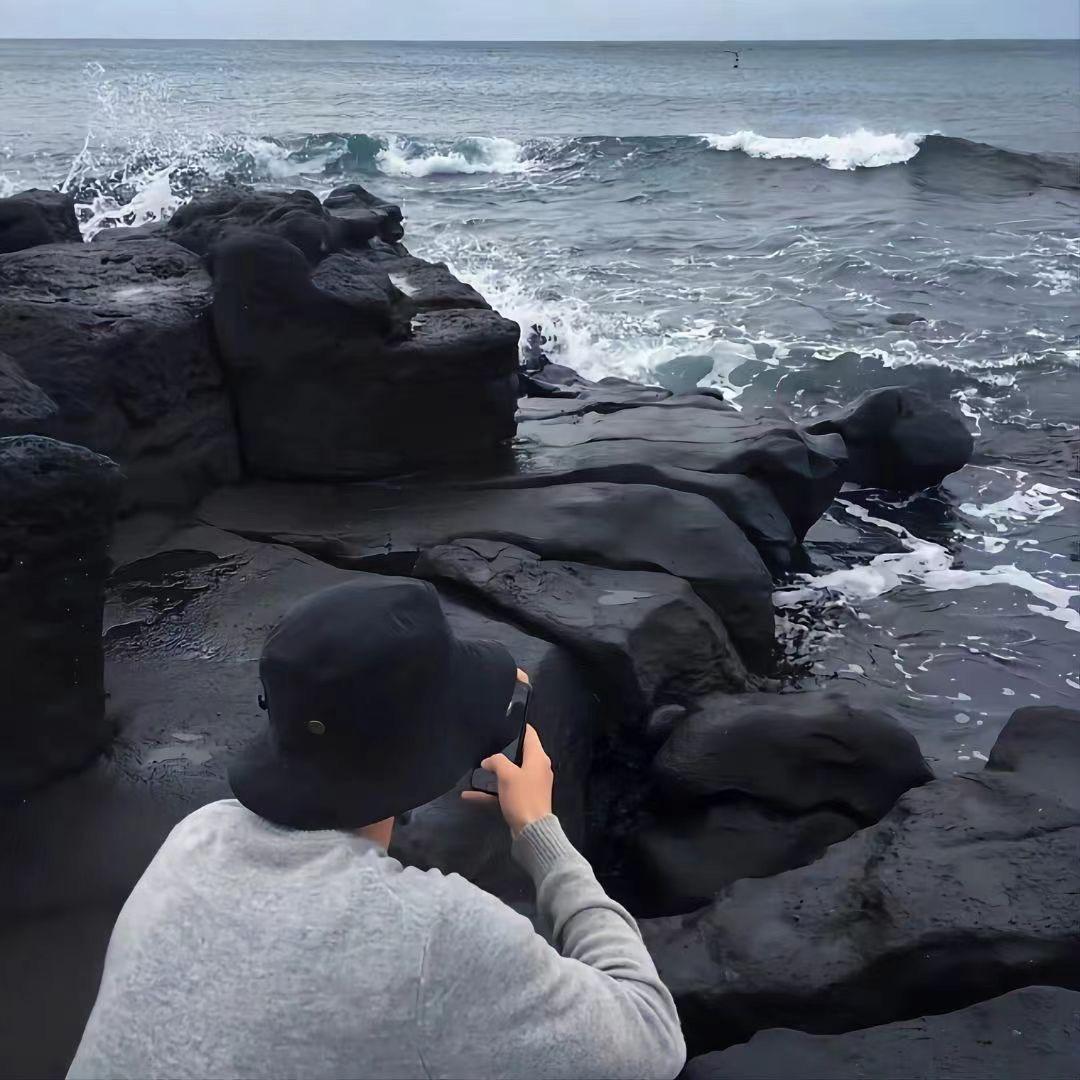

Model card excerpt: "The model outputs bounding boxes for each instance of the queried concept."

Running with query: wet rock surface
[0,238,239,507]
[0,436,122,799]
[807,384,974,492]
[509,403,847,543]
[642,706,1080,1054]
[680,986,1080,1080]
[210,231,519,479]
[0,188,81,252]
[198,478,776,669]
[415,538,752,719]
[632,690,932,914]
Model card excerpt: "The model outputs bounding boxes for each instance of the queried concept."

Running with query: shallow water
[2,38,1077,765]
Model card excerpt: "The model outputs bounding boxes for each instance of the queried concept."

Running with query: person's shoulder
[160,798,250,849]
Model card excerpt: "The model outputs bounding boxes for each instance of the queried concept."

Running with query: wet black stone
[415,538,751,720]
[630,690,931,914]
[642,706,1080,1055]
[209,231,519,480]
[0,239,239,508]
[0,188,81,253]
[807,384,974,492]
[198,478,776,670]
[680,986,1080,1080]
[0,436,122,799]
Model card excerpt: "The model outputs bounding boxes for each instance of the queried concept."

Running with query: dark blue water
[2,39,1078,764]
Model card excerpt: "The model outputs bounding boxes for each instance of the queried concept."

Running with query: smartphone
[470,680,530,796]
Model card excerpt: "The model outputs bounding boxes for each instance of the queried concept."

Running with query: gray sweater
[67,801,686,1080]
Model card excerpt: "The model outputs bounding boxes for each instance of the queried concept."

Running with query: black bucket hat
[228,577,518,830]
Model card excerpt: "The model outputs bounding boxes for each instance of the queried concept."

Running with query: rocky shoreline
[1,183,1076,1079]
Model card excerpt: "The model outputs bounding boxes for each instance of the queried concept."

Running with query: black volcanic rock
[209,232,519,480]
[198,478,776,668]
[680,986,1080,1080]
[633,690,931,914]
[0,352,59,430]
[642,706,1080,1055]
[807,384,973,492]
[322,182,405,246]
[0,239,239,508]
[0,188,81,252]
[166,186,405,264]
[471,460,799,575]
[636,803,860,916]
[414,538,752,719]
[510,404,846,541]
[167,187,339,263]
[0,436,122,798]
[652,690,931,817]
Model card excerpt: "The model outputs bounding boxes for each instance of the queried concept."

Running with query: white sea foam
[775,500,1080,632]
[960,482,1069,530]
[79,164,183,239]
[376,136,533,178]
[698,129,927,170]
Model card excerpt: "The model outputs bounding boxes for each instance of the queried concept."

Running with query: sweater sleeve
[417,815,686,1080]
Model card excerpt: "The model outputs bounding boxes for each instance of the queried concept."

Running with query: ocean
[2,38,1078,764]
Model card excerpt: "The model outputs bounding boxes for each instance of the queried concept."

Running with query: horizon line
[3,35,1078,43]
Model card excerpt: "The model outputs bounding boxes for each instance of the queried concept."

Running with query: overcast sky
[6,0,1079,40]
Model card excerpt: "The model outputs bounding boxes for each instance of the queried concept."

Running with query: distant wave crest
[697,128,928,170]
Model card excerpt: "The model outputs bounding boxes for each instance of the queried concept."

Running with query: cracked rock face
[415,538,752,719]
[641,705,1080,1055]
[681,986,1080,1080]
[210,230,520,480]
[198,478,776,669]
[0,238,239,508]
[0,435,122,798]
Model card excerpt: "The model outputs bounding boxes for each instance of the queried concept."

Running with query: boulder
[635,802,855,916]
[632,691,931,914]
[0,352,60,431]
[0,436,122,798]
[652,690,931,817]
[470,461,798,575]
[807,385,973,492]
[641,706,1080,1054]
[511,403,846,541]
[165,186,406,264]
[322,182,405,246]
[198,478,776,669]
[0,239,239,508]
[680,986,1080,1080]
[885,311,927,326]
[0,188,81,252]
[653,354,715,395]
[209,232,519,480]
[414,538,751,720]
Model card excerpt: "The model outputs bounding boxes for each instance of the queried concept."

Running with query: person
[67,577,686,1080]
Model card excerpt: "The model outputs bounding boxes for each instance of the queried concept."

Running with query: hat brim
[228,637,518,830]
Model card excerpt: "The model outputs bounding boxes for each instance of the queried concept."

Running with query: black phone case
[470,682,530,795]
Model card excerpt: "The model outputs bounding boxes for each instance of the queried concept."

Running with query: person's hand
[461,723,553,837]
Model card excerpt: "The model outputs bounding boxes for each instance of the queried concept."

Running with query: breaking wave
[699,128,927,170]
